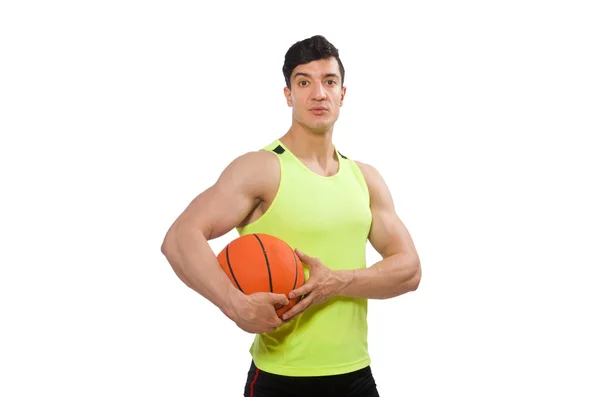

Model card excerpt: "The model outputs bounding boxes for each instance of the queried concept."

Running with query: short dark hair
[282,35,345,89]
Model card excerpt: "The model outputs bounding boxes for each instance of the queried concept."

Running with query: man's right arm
[160,151,288,334]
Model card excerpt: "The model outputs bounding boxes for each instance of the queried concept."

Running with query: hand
[281,249,352,322]
[225,289,289,334]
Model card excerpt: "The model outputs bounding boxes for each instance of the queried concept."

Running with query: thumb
[269,293,290,306]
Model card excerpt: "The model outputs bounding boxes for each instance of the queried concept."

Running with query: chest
[271,173,372,240]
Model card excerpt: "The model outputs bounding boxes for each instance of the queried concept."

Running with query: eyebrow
[293,72,340,80]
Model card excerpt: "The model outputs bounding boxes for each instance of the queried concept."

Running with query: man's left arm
[283,162,420,320]
[337,161,421,299]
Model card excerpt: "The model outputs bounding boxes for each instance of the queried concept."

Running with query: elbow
[161,234,173,255]
[161,226,191,286]
[161,239,173,259]
[161,223,180,259]
[406,256,421,292]
[410,261,421,291]
[161,233,172,257]
[390,254,421,298]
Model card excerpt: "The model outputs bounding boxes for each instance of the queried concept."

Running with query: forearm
[162,223,240,317]
[338,253,421,299]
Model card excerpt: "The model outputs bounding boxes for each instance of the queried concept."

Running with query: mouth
[309,106,328,115]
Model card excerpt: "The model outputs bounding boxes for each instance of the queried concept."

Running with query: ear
[340,86,347,107]
[284,86,293,107]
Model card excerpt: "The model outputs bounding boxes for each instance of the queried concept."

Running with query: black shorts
[244,360,380,397]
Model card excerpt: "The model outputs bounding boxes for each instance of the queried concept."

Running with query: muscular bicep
[369,205,417,258]
[171,151,274,240]
[176,181,257,240]
[358,162,418,259]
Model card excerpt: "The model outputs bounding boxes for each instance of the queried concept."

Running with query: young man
[161,35,421,397]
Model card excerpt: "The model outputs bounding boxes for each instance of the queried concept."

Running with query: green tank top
[236,139,373,376]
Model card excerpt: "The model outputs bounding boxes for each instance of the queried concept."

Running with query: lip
[309,106,328,115]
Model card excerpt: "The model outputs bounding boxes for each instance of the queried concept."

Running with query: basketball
[217,233,305,317]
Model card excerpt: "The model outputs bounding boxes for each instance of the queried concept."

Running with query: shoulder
[226,149,280,172]
[353,160,394,206]
[354,160,378,179]
[354,160,385,189]
[216,149,280,196]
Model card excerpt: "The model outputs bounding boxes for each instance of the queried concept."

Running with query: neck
[280,122,337,163]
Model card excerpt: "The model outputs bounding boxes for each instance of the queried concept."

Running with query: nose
[311,82,326,101]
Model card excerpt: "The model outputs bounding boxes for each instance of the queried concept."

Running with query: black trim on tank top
[253,234,274,292]
[272,143,348,160]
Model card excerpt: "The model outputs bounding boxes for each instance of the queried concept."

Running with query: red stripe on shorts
[249,367,259,397]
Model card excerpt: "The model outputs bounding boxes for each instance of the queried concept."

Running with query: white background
[1,1,599,396]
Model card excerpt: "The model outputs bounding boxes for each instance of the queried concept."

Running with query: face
[284,57,346,134]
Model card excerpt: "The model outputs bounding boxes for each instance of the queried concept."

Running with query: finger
[288,281,313,300]
[271,315,283,328]
[267,315,283,332]
[263,325,279,334]
[281,295,312,321]
[268,293,290,307]
[282,298,310,321]
[295,249,315,265]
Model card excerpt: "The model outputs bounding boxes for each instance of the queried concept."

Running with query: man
[161,35,421,397]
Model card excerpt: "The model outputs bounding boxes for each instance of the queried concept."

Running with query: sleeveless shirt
[236,139,373,376]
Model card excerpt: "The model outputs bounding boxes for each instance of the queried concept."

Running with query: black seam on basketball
[226,244,244,293]
[253,234,273,293]
[291,246,299,290]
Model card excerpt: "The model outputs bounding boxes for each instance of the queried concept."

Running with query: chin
[294,114,335,133]
[309,117,337,130]
[307,122,332,134]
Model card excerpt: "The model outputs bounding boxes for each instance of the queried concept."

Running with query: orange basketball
[217,233,304,317]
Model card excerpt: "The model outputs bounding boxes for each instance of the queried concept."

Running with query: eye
[326,79,337,86]
[298,80,309,87]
